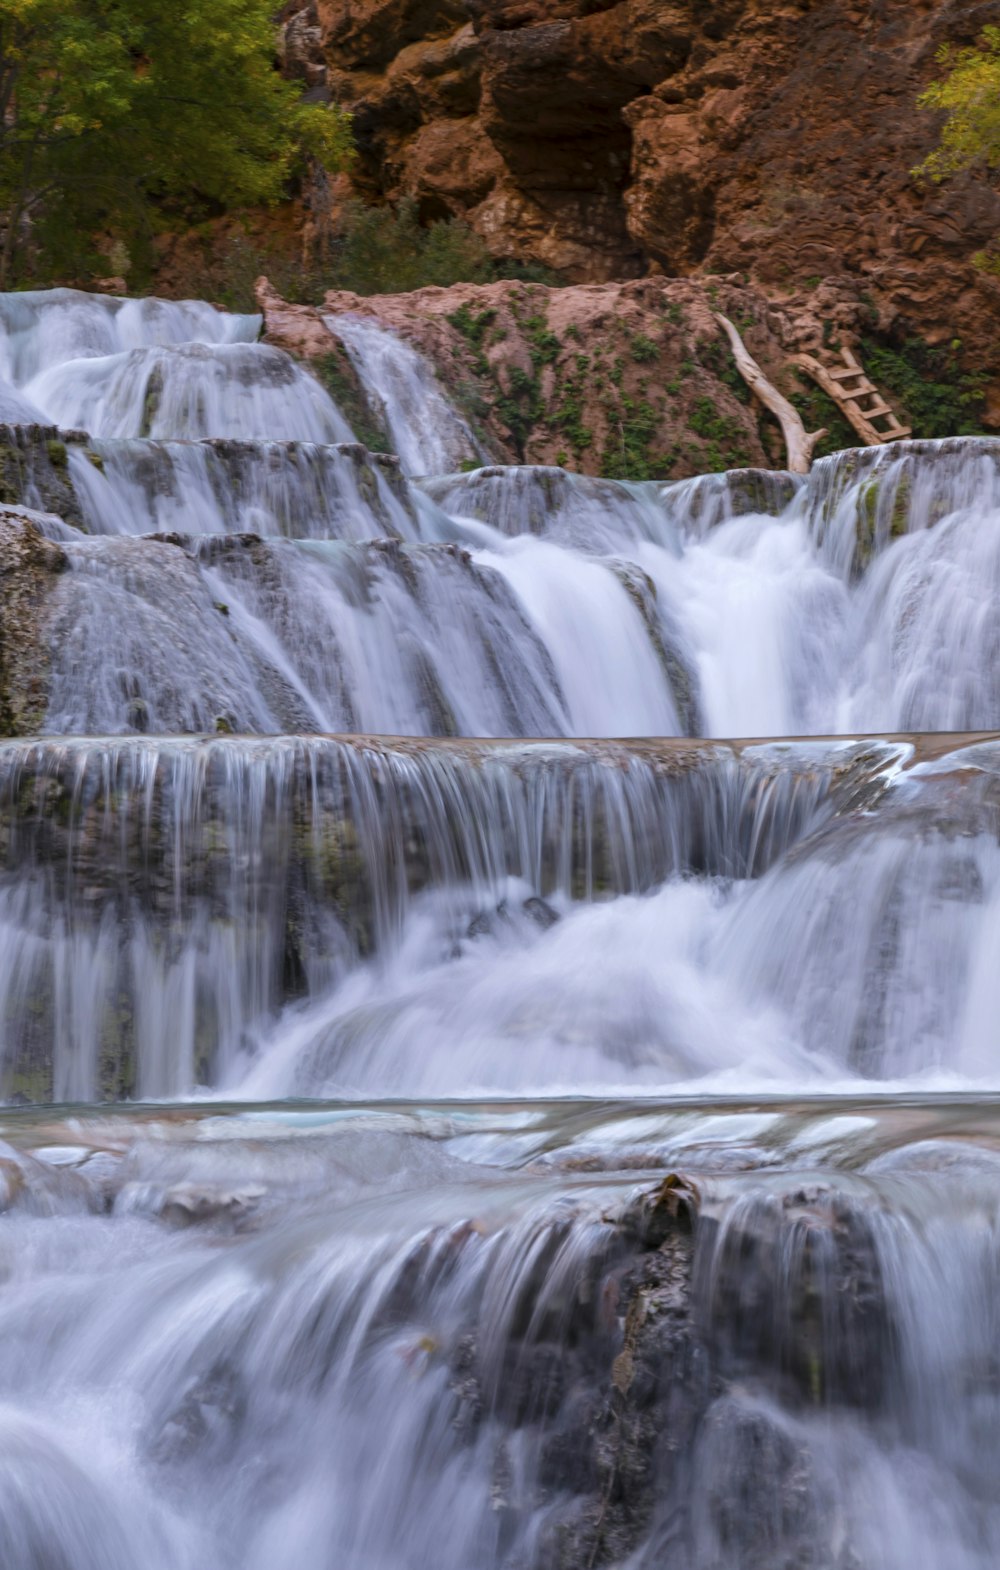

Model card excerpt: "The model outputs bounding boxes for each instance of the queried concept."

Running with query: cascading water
[325,312,489,476]
[1,287,1000,1567]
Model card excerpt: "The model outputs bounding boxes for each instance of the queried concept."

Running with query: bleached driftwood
[714,313,826,475]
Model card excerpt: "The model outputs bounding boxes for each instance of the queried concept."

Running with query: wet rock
[119,1180,266,1230]
[493,1341,567,1425]
[692,1185,896,1411]
[447,1170,900,1569]
[0,509,66,735]
[687,1393,828,1570]
[0,423,89,531]
[522,895,559,929]
[148,1361,247,1463]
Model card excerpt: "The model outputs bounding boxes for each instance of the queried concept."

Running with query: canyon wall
[279,0,1000,413]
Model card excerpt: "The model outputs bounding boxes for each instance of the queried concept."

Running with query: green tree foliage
[860,336,986,438]
[917,27,1000,180]
[916,27,1000,271]
[0,0,352,284]
[320,198,561,298]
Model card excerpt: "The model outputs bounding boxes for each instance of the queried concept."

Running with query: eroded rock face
[282,0,1000,416]
[0,424,91,532]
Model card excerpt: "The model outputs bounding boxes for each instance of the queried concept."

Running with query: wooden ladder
[787,345,911,447]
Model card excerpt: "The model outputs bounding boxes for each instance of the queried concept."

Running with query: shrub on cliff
[916,27,1000,271]
[860,337,986,439]
[0,0,352,286]
[328,199,495,295]
[321,199,561,297]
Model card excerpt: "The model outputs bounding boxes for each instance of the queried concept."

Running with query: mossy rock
[0,423,88,531]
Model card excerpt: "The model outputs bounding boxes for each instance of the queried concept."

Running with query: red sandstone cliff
[279,0,1000,412]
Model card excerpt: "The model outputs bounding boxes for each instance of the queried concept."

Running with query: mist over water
[1,288,1000,1568]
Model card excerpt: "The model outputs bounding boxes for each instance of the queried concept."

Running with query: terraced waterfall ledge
[1,288,1000,1570]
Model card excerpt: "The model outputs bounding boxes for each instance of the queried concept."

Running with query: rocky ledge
[260,273,849,477]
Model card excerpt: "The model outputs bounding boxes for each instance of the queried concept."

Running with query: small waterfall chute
[325,313,489,476]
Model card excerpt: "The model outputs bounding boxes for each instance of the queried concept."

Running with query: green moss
[630,333,658,364]
[447,304,497,352]
[495,365,541,460]
[601,396,676,482]
[139,366,163,439]
[5,1062,54,1106]
[787,382,855,459]
[697,338,752,404]
[687,397,753,472]
[524,314,560,367]
[44,439,68,469]
[552,374,593,456]
[854,471,913,572]
[857,478,879,567]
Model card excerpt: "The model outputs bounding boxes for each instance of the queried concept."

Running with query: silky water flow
[0,288,999,1568]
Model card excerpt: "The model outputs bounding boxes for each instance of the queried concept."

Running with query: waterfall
[0,287,259,383]
[0,1097,998,1569]
[64,437,418,541]
[0,733,885,1100]
[6,436,999,741]
[325,313,489,475]
[1,286,1000,1569]
[28,342,355,442]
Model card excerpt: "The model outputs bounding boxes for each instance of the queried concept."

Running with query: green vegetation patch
[686,398,753,473]
[859,336,986,439]
[788,383,856,460]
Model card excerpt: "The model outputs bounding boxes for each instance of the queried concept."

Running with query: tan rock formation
[258,272,840,476]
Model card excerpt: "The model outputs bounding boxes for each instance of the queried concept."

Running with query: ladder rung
[787,339,910,446]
